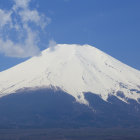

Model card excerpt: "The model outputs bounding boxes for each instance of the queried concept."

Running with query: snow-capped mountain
[0,44,140,105]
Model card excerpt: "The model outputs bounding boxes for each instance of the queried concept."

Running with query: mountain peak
[0,44,140,104]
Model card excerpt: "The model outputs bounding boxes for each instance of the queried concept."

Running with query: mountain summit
[0,44,140,104]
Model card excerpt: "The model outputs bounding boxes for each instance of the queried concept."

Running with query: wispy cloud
[13,0,31,9]
[49,39,57,52]
[0,0,51,58]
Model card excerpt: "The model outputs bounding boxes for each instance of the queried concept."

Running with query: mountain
[0,44,140,104]
[0,44,140,128]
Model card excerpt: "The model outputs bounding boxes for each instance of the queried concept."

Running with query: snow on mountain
[0,44,140,104]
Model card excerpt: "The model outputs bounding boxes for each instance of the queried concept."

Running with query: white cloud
[13,0,31,9]
[49,39,57,51]
[0,26,40,58]
[19,9,51,29]
[0,0,50,58]
[0,38,40,58]
[0,10,12,27]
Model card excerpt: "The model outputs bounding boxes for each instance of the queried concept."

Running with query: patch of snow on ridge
[0,44,140,104]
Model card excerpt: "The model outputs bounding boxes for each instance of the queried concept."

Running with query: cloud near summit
[0,0,51,58]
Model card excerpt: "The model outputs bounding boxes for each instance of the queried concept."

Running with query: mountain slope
[0,44,140,104]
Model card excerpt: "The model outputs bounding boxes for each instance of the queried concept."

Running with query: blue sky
[0,0,140,71]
